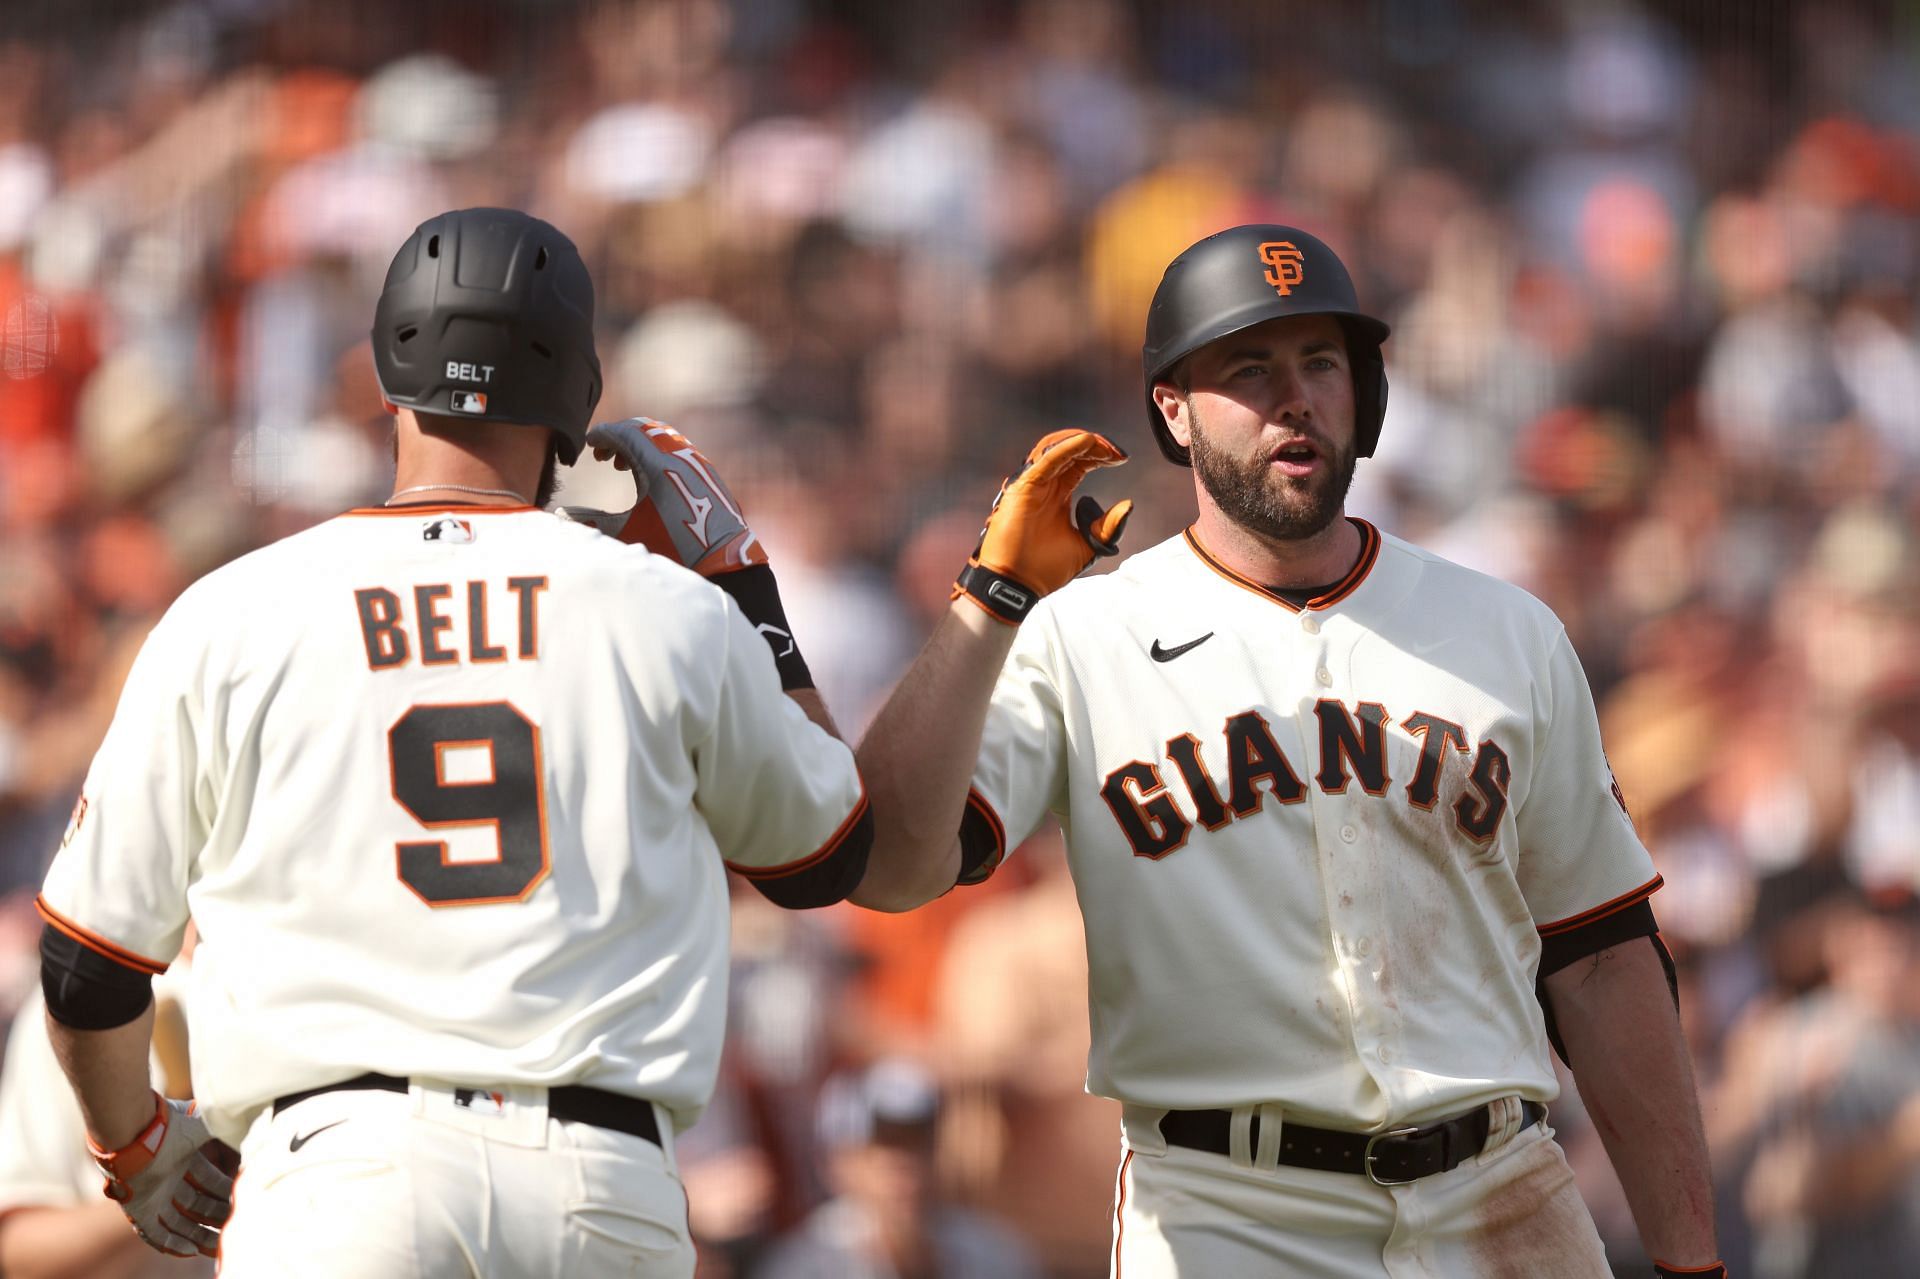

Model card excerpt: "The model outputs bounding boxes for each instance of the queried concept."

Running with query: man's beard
[1188,406,1356,542]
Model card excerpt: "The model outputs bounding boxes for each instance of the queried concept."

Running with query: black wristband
[714,564,815,691]
[954,561,1040,624]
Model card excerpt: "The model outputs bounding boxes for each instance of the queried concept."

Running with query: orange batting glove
[564,417,769,578]
[563,416,816,689]
[954,429,1132,624]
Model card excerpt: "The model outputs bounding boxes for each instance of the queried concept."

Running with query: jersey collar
[1182,518,1382,613]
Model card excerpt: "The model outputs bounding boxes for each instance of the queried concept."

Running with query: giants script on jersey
[1099,700,1511,859]
[352,577,549,668]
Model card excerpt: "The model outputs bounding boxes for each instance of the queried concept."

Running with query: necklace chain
[385,483,529,506]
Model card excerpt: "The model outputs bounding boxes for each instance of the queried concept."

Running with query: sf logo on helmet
[1258,241,1306,296]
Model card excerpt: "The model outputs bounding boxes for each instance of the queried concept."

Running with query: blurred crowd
[1,0,1917,1275]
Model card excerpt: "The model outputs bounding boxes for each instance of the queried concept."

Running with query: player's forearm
[1545,939,1718,1267]
[44,1002,158,1150]
[785,687,843,741]
[852,600,1016,911]
[0,1202,156,1279]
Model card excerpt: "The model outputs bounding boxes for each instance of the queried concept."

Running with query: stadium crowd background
[1,0,1917,1274]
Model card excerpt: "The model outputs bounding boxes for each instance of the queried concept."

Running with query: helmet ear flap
[1353,348,1388,459]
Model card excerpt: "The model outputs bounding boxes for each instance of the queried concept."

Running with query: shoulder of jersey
[548,516,726,586]
[1377,530,1565,636]
[164,510,719,611]
[547,518,756,641]
[157,526,313,619]
[1043,532,1191,612]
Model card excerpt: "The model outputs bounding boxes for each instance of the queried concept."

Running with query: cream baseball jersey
[962,521,1660,1130]
[39,504,867,1145]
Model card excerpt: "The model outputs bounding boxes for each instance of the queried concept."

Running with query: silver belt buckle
[1363,1125,1425,1186]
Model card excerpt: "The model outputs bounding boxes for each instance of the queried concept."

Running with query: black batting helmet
[372,208,602,464]
[1142,224,1390,465]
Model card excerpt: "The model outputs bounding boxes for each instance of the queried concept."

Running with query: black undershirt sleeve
[1534,899,1675,1068]
[712,565,815,692]
[740,802,873,910]
[40,923,155,1029]
[954,793,1007,887]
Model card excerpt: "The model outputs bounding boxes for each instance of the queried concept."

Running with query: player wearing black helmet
[852,224,1724,1278]
[37,208,872,1278]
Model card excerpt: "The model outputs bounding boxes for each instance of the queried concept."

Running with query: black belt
[1158,1099,1545,1185]
[273,1073,661,1147]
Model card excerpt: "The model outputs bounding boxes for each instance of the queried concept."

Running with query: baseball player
[851,225,1725,1277]
[34,207,872,1277]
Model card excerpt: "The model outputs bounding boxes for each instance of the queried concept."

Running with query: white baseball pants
[1110,1102,1611,1277]
[218,1080,694,1278]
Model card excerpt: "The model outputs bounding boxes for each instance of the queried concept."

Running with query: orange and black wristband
[954,561,1039,625]
[1654,1262,1727,1278]
[715,565,814,691]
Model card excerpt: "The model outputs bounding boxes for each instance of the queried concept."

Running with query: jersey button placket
[1307,612,1331,685]
[1304,629,1373,1084]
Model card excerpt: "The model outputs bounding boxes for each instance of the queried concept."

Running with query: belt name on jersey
[1098,701,1511,859]
[353,577,549,669]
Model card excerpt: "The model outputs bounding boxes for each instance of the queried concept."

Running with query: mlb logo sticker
[423,517,476,543]
[453,1088,509,1118]
[449,391,488,414]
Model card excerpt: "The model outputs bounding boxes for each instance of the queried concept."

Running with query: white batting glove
[88,1092,236,1257]
[559,417,768,578]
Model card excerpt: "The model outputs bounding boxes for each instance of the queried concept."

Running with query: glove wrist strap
[953,561,1039,625]
[87,1090,166,1175]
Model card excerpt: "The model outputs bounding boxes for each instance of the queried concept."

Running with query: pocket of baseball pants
[561,1197,694,1279]
[558,1125,692,1273]
[566,1201,687,1256]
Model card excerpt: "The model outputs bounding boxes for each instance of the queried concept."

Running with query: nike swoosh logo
[1150,632,1214,662]
[289,1120,345,1152]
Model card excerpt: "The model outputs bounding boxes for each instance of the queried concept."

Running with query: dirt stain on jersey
[1465,1138,1609,1278]
[1381,847,1447,995]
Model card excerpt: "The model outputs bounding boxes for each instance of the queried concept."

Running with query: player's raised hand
[562,417,769,578]
[953,429,1133,624]
[567,417,818,689]
[88,1092,237,1257]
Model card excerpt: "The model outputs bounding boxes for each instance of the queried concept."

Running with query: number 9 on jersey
[387,702,551,906]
